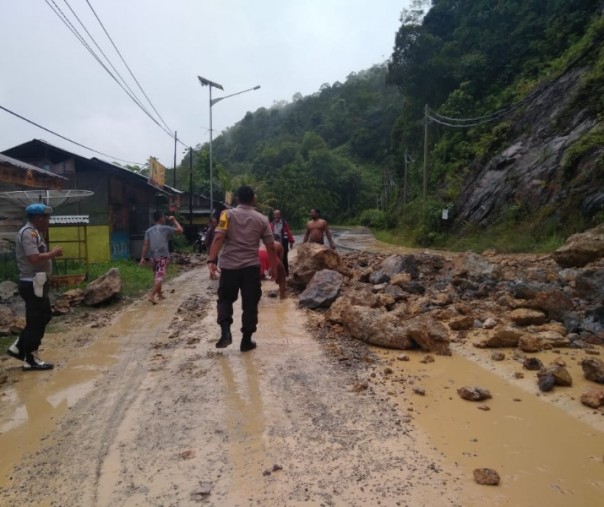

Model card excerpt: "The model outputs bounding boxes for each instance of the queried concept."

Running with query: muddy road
[0,239,603,506]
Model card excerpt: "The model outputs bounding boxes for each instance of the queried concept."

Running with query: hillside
[176,1,604,250]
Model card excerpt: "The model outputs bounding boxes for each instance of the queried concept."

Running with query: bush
[359,209,387,229]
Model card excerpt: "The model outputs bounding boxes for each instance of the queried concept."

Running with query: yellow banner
[148,157,166,189]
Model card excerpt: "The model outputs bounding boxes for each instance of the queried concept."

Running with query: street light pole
[197,76,223,218]
[197,76,260,217]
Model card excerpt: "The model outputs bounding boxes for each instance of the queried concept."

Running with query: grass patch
[0,258,181,350]
[81,259,179,299]
[375,221,566,254]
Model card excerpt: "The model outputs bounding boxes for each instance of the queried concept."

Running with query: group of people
[6,186,336,372]
[205,186,336,353]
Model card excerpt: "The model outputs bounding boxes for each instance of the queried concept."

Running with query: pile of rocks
[292,223,604,407]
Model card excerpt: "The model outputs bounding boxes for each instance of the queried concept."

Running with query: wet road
[0,234,603,506]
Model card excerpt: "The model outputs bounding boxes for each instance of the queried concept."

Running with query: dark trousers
[281,239,291,275]
[217,266,262,334]
[17,281,52,354]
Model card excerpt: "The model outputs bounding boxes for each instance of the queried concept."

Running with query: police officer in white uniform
[7,203,63,370]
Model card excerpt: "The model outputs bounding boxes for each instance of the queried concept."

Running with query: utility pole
[403,147,408,206]
[423,104,429,204]
[173,131,177,188]
[189,147,193,230]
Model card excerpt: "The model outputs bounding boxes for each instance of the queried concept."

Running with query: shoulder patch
[217,210,229,231]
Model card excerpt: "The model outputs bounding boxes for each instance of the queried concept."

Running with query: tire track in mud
[0,268,211,507]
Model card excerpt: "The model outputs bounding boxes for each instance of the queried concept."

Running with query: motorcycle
[193,228,207,253]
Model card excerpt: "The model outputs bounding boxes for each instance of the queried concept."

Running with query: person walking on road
[207,185,278,352]
[302,207,335,249]
[7,203,63,371]
[140,210,183,304]
[270,209,295,275]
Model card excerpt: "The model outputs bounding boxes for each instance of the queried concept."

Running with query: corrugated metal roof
[49,215,90,225]
[0,153,68,180]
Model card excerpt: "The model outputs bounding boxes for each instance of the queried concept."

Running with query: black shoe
[7,341,24,361]
[240,337,257,352]
[23,352,54,371]
[216,324,232,348]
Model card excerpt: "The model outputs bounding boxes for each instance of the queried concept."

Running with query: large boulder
[82,268,122,306]
[552,223,604,267]
[0,306,23,335]
[0,280,18,302]
[298,270,344,309]
[291,243,342,288]
[337,304,451,354]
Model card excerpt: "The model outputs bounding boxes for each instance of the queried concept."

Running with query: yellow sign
[148,157,166,189]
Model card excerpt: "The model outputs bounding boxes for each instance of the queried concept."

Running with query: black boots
[240,332,256,352]
[216,324,255,352]
[216,322,233,348]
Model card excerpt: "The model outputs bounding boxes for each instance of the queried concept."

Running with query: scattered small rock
[491,351,505,361]
[473,468,500,486]
[523,357,543,371]
[190,482,213,501]
[538,374,556,392]
[457,386,492,401]
[580,388,604,408]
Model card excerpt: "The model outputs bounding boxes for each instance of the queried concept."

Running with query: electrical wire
[0,104,145,166]
[426,28,604,129]
[44,0,174,139]
[84,0,175,136]
[60,0,160,129]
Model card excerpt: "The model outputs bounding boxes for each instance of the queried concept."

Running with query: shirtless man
[302,208,335,249]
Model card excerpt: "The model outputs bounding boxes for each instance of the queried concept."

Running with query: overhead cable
[44,0,174,140]
[60,0,160,129]
[427,28,604,129]
[84,0,175,136]
[0,104,145,166]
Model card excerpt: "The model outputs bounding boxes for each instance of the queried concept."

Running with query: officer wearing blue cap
[6,203,63,370]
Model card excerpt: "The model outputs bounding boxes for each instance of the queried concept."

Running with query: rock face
[82,268,122,306]
[454,63,604,237]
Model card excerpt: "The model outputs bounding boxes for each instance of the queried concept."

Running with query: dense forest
[170,0,604,250]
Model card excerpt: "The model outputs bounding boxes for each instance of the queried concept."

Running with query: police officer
[7,203,63,370]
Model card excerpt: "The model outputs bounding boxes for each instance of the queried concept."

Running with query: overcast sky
[0,0,409,168]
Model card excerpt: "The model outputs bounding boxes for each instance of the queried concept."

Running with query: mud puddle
[373,347,604,506]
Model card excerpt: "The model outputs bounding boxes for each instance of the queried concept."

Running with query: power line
[426,28,604,129]
[0,104,145,166]
[84,0,175,136]
[60,0,160,129]
[44,0,174,139]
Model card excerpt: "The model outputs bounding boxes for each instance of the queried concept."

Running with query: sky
[0,0,409,168]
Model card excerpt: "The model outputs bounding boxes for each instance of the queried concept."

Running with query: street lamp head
[253,85,261,90]
[197,75,224,90]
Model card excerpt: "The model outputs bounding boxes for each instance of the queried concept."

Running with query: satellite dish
[0,189,94,210]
